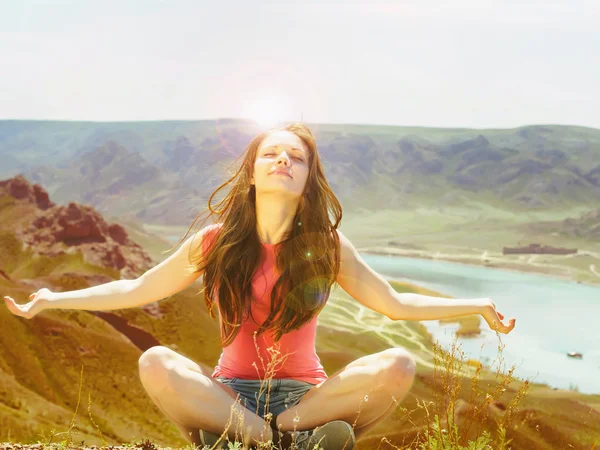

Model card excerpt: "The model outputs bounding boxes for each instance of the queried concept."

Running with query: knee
[379,348,417,388]
[138,345,177,389]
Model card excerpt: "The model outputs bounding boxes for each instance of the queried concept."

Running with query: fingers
[4,296,30,319]
[492,316,517,334]
[502,318,516,334]
[4,296,19,314]
[488,300,514,333]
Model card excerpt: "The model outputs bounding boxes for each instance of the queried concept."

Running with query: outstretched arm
[334,230,516,334]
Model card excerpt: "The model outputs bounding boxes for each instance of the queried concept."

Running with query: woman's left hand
[479,298,516,334]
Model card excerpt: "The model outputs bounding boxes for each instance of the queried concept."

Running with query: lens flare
[242,94,288,128]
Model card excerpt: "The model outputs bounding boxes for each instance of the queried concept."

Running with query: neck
[255,194,301,244]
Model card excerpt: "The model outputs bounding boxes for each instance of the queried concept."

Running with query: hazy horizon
[1,0,598,129]
[2,118,600,133]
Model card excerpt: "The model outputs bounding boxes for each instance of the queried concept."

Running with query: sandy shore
[357,246,600,288]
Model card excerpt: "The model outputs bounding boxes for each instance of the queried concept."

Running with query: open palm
[3,288,52,320]
[481,298,516,334]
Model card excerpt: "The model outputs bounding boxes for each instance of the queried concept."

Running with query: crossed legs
[138,346,416,445]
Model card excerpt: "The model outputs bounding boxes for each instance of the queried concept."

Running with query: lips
[270,170,292,178]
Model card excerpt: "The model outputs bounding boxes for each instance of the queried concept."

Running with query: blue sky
[0,0,598,129]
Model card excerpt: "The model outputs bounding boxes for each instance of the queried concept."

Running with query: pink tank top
[201,223,328,384]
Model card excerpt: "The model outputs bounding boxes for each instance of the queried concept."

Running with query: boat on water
[567,352,583,359]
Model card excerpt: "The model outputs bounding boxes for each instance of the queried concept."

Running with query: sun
[243,94,288,128]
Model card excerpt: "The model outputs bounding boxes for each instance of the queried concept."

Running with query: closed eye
[264,153,303,161]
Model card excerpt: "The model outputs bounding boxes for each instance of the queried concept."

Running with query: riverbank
[358,246,600,288]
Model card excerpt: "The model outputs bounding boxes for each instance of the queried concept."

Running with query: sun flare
[243,95,288,128]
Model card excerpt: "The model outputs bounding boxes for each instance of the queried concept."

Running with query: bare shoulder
[334,229,358,260]
[198,222,223,246]
[188,222,223,257]
[132,222,223,306]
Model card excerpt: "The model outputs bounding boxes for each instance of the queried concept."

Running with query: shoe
[288,420,356,450]
[198,429,228,449]
[198,429,258,450]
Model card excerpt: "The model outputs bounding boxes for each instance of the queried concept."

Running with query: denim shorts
[215,377,317,419]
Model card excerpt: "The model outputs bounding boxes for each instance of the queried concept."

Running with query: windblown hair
[168,123,342,346]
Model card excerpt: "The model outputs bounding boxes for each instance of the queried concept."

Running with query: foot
[284,420,356,450]
[199,429,260,450]
[198,429,229,449]
[199,420,356,450]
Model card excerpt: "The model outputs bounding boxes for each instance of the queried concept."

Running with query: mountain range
[1,120,599,228]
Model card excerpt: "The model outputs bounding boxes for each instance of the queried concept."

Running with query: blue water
[359,252,600,394]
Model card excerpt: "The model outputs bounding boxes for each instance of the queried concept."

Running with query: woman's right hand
[3,287,54,319]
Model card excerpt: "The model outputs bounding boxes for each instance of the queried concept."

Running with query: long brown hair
[169,123,342,346]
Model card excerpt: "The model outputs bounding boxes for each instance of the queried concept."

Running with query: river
[359,252,600,394]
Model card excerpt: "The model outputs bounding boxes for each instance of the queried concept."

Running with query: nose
[276,152,290,166]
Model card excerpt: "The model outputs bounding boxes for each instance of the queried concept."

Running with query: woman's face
[251,130,310,199]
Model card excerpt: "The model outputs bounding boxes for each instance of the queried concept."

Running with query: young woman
[5,123,515,450]
[135,123,365,450]
[143,123,363,450]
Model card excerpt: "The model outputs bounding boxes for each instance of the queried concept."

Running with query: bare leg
[138,346,273,447]
[147,392,202,446]
[276,348,416,438]
[352,395,400,440]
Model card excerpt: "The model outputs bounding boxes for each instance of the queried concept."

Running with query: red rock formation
[108,223,128,245]
[0,175,154,279]
[0,174,56,210]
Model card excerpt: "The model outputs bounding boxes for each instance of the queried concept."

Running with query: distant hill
[0,120,599,227]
